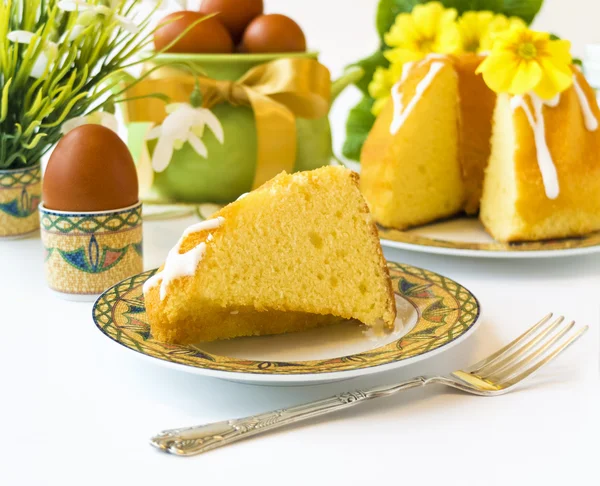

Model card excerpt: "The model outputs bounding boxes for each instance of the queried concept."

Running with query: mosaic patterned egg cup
[40,202,143,301]
[0,164,41,239]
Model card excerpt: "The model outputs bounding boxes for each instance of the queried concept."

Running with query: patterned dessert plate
[92,262,481,385]
[379,217,600,258]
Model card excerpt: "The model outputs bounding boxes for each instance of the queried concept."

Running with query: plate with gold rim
[378,218,600,258]
[92,261,481,385]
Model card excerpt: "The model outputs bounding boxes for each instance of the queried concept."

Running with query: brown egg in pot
[240,14,306,54]
[154,11,233,54]
[43,125,139,212]
[199,0,263,42]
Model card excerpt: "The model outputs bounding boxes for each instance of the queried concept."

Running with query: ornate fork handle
[150,377,426,456]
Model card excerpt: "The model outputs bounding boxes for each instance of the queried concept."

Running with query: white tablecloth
[2,217,599,486]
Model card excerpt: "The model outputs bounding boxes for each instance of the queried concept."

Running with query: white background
[2,1,600,485]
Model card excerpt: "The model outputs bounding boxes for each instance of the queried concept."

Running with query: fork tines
[461,313,588,390]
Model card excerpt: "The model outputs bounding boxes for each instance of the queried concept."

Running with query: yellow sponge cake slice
[360,57,465,229]
[144,166,396,344]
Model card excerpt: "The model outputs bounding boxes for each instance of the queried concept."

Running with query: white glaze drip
[143,217,225,299]
[572,75,599,131]
[544,94,561,108]
[388,62,416,131]
[390,81,404,131]
[399,61,415,84]
[392,61,415,129]
[390,62,445,135]
[510,94,560,199]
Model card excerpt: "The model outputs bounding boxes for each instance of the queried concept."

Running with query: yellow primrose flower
[482,14,527,51]
[384,2,461,56]
[371,95,392,116]
[369,65,401,115]
[458,11,526,53]
[476,27,573,99]
[369,67,394,101]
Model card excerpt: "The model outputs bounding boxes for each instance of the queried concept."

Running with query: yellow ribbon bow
[124,58,331,190]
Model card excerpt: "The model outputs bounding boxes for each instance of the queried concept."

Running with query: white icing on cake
[544,94,561,108]
[388,62,415,135]
[399,61,414,84]
[572,75,599,131]
[510,76,598,200]
[143,217,225,300]
[390,62,445,135]
[510,94,560,200]
[236,192,249,201]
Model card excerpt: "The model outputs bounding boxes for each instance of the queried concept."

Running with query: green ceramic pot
[125,52,352,204]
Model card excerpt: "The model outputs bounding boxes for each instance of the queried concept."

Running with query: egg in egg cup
[39,125,143,300]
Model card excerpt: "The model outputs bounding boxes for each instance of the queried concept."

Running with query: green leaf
[25,89,44,118]
[21,132,47,150]
[348,50,389,95]
[0,78,12,122]
[342,96,376,162]
[332,67,365,102]
[501,0,544,24]
[376,0,421,39]
[113,93,171,105]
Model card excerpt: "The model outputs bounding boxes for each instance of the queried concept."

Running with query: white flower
[58,0,138,34]
[67,11,99,40]
[145,103,224,173]
[61,112,119,135]
[7,31,59,78]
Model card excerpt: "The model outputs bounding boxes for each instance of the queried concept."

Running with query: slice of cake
[480,68,600,242]
[360,57,465,230]
[144,166,396,344]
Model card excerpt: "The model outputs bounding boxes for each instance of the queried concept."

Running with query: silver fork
[150,314,588,456]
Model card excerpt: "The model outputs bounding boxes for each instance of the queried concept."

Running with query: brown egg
[240,14,306,53]
[43,125,139,212]
[153,11,233,54]
[199,0,263,42]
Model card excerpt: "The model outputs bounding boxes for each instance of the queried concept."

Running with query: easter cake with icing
[360,46,600,242]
